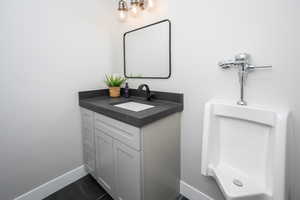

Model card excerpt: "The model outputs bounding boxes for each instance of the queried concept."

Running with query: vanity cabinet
[80,108,181,200]
[80,108,96,179]
[114,140,141,200]
[95,129,115,196]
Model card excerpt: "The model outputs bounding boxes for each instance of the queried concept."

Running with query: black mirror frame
[123,19,172,79]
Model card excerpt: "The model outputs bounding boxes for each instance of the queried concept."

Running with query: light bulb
[147,0,155,10]
[119,10,127,22]
[118,0,128,22]
[130,3,140,17]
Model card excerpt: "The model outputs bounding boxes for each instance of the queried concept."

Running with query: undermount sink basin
[114,101,155,112]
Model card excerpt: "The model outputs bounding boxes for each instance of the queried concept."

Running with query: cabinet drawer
[94,113,141,151]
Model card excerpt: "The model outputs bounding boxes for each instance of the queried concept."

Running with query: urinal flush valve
[218,53,272,106]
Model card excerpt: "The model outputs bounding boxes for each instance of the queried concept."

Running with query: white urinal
[201,100,289,200]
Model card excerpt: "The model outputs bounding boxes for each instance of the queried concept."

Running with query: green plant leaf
[104,74,127,87]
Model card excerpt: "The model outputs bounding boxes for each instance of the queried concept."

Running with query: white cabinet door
[95,129,115,197]
[81,108,96,178]
[114,140,141,200]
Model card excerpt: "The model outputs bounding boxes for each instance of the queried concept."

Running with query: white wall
[0,0,114,199]
[112,0,300,199]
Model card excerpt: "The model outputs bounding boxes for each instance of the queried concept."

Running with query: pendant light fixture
[130,0,141,17]
[118,0,128,22]
[117,0,156,22]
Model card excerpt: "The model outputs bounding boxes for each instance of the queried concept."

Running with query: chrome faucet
[218,53,272,106]
[137,84,154,101]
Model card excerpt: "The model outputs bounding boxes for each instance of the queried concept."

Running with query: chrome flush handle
[247,65,272,70]
[218,53,272,106]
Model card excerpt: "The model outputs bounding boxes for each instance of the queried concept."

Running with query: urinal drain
[233,179,243,187]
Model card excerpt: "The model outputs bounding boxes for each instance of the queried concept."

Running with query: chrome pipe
[218,53,272,106]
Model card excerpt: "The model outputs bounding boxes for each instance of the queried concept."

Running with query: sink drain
[233,179,243,187]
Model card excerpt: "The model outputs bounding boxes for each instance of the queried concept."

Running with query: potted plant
[105,74,127,97]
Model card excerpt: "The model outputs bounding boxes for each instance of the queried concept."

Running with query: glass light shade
[146,0,155,10]
[118,0,128,22]
[130,3,141,17]
[119,10,127,22]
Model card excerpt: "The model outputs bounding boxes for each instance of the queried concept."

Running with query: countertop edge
[79,101,183,128]
[78,89,184,128]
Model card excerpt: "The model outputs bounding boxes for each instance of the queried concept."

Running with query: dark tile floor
[43,175,189,200]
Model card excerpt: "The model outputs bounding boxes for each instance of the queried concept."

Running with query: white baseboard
[14,166,213,200]
[15,165,87,200]
[180,180,214,200]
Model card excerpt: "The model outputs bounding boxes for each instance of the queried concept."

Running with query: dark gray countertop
[79,89,184,127]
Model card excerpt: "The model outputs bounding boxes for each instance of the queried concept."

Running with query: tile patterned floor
[43,175,189,200]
